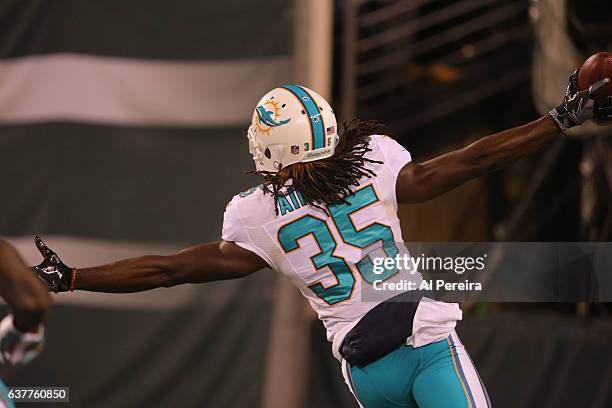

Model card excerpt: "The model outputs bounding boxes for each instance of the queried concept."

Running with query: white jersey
[222,135,461,360]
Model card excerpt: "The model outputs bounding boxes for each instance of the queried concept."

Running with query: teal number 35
[277,185,399,305]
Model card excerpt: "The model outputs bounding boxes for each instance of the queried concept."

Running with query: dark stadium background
[0,1,611,407]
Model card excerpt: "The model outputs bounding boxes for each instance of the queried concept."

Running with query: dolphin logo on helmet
[256,105,291,127]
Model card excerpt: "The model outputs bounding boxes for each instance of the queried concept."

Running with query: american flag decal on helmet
[326,125,335,135]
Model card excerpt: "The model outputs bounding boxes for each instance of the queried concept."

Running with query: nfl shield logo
[291,145,300,155]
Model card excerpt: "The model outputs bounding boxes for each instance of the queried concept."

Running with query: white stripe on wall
[4,236,255,310]
[0,53,292,127]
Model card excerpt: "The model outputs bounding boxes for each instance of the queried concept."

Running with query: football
[578,51,612,99]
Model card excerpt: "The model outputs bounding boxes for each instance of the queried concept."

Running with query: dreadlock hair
[249,118,385,214]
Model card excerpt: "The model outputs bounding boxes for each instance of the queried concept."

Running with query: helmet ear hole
[264,148,272,159]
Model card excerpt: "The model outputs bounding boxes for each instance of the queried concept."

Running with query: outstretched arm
[396,71,612,204]
[396,116,558,203]
[32,238,268,293]
[77,241,268,293]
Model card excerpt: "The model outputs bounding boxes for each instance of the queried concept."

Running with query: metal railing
[341,0,532,139]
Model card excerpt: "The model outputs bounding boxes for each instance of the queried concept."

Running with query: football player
[0,240,51,408]
[30,73,611,407]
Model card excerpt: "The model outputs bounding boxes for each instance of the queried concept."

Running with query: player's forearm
[32,239,265,293]
[458,115,559,174]
[74,255,175,293]
[0,240,51,332]
[0,240,24,292]
[397,115,560,203]
[74,242,262,292]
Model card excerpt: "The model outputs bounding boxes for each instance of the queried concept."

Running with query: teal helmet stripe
[282,85,325,149]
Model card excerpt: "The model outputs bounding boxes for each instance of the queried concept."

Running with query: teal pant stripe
[448,335,476,407]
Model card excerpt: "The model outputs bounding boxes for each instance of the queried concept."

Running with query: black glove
[32,236,73,293]
[549,69,611,131]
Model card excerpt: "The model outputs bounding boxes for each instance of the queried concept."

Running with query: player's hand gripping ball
[550,70,610,131]
[550,52,612,131]
[31,236,73,293]
[578,52,612,123]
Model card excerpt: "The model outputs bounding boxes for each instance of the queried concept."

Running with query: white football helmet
[247,85,338,172]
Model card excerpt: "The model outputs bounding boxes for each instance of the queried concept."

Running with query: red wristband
[70,268,77,292]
